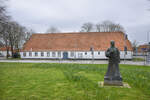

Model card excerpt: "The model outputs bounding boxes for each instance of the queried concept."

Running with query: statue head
[110,40,115,48]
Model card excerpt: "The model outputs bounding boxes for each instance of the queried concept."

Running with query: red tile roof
[22,32,132,52]
[138,44,149,52]
[0,46,10,51]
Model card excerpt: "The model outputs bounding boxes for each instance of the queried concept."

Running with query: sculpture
[104,40,123,86]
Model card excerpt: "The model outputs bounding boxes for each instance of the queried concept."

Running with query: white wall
[20,51,133,59]
[20,51,62,59]
[0,51,12,57]
[68,51,106,59]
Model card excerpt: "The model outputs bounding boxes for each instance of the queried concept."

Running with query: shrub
[12,52,20,58]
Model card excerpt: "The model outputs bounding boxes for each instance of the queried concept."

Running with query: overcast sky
[6,0,150,44]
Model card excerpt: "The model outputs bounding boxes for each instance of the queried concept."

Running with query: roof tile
[22,32,132,51]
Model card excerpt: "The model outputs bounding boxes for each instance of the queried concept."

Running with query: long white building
[20,32,133,59]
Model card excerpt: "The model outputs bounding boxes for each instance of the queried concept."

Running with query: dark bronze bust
[104,41,123,86]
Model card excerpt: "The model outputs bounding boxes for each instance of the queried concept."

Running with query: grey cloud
[6,0,150,44]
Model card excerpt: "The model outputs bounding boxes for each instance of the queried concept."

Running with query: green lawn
[0,63,150,100]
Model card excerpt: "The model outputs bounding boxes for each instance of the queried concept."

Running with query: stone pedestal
[98,81,131,88]
[104,80,123,86]
[104,76,123,86]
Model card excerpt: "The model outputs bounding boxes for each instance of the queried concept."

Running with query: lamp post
[147,32,149,44]
[146,32,150,64]
[124,33,128,64]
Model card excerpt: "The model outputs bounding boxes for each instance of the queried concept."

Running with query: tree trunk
[10,42,14,58]
[6,47,9,58]
[4,40,9,59]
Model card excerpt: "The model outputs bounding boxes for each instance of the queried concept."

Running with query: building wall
[20,51,133,59]
[0,51,12,57]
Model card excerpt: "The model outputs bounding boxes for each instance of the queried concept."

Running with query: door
[63,52,68,59]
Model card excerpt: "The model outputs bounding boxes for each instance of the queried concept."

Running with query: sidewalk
[0,59,149,66]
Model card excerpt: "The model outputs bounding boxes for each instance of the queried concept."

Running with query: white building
[20,32,133,59]
[0,47,12,57]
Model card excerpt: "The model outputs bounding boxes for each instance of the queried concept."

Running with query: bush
[12,52,20,58]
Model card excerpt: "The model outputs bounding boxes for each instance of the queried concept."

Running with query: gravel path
[0,59,149,66]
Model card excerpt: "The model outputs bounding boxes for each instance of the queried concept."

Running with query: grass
[0,63,150,100]
[132,58,145,62]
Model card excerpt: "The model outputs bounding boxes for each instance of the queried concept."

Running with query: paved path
[0,59,149,66]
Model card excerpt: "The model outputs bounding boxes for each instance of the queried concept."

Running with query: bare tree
[0,21,11,58]
[95,23,101,32]
[80,22,94,32]
[0,0,29,58]
[0,0,6,19]
[80,21,125,32]
[0,0,11,58]
[0,41,3,47]
[0,0,7,34]
[132,40,138,53]
[46,26,60,33]
[9,21,29,55]
[96,20,125,32]
[24,29,34,42]
[1,21,27,57]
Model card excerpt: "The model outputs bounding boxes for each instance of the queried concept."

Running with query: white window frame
[47,52,50,57]
[58,52,61,57]
[70,52,74,57]
[78,53,83,58]
[52,52,56,57]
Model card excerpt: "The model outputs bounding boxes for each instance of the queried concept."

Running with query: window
[35,52,38,56]
[29,52,32,57]
[58,52,61,57]
[85,52,87,55]
[78,53,83,58]
[47,52,50,57]
[70,52,74,57]
[41,52,44,57]
[91,52,94,55]
[125,51,127,55]
[23,52,26,57]
[98,52,100,55]
[52,52,56,57]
